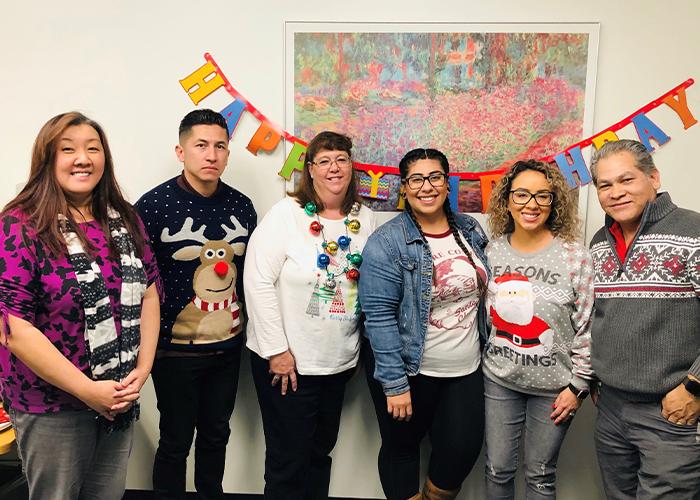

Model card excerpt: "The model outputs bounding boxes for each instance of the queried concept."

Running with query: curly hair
[487,159,581,242]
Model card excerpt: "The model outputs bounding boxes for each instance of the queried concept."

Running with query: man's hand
[662,377,700,426]
[591,382,599,406]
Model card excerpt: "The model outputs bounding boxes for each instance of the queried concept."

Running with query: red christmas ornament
[346,269,360,282]
[310,221,323,235]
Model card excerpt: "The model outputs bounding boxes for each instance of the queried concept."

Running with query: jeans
[9,407,134,500]
[595,384,700,500]
[364,347,485,500]
[250,351,351,500]
[483,375,571,500]
[151,350,242,500]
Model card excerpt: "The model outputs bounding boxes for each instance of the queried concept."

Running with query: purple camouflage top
[0,211,160,413]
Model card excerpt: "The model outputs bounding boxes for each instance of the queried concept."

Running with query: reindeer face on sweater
[192,241,242,303]
[163,215,248,344]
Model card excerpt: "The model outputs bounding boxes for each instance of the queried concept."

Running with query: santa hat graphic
[494,272,532,292]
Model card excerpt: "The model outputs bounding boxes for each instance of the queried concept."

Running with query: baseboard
[123,492,260,499]
[123,491,370,500]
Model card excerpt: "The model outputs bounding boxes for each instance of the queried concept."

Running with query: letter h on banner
[552,146,593,189]
[180,61,225,105]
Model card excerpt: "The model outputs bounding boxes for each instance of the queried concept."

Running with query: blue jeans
[484,375,571,500]
[9,407,134,500]
[595,384,700,500]
[151,351,241,500]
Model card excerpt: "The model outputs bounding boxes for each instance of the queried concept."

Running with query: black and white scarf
[60,208,147,433]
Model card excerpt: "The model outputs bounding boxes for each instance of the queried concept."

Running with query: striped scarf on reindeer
[60,207,147,433]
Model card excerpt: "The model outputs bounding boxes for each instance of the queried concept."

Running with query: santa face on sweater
[495,284,535,326]
[490,273,554,355]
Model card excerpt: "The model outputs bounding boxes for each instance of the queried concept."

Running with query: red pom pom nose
[214,261,229,277]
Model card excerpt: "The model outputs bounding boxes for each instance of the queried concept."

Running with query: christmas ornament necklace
[305,201,363,290]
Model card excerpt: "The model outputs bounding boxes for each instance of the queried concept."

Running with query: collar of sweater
[604,191,677,232]
[192,294,237,311]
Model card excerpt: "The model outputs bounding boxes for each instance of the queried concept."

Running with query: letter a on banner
[220,98,248,139]
[552,146,593,189]
[630,112,671,152]
[180,61,225,105]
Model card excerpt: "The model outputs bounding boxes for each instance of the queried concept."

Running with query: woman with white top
[244,131,376,500]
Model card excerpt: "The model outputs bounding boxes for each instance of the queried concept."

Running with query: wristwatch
[682,376,700,397]
[568,383,589,400]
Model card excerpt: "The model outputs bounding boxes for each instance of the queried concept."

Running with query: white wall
[2,1,700,498]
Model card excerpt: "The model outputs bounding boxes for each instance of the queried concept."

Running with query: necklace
[305,202,363,290]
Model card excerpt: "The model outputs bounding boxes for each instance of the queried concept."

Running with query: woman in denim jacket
[359,149,490,500]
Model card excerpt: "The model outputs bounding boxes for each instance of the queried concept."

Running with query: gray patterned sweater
[482,236,595,396]
[590,192,700,401]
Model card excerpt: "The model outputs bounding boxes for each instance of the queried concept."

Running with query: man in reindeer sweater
[136,109,256,500]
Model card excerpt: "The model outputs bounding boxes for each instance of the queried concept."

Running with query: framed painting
[285,22,599,221]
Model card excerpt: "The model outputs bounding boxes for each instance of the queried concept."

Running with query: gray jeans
[484,376,572,500]
[9,407,134,500]
[595,385,700,500]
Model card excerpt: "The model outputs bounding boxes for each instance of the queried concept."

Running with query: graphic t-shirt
[419,230,486,377]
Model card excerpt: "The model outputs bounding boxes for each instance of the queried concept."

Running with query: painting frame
[284,22,600,230]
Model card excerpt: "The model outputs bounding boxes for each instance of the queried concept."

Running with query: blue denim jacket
[358,211,490,396]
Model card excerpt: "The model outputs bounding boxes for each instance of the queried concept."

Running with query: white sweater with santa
[482,235,595,396]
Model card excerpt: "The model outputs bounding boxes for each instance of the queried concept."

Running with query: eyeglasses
[312,157,351,169]
[404,173,448,190]
[509,189,554,206]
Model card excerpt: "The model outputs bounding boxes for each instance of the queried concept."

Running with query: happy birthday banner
[179,53,697,212]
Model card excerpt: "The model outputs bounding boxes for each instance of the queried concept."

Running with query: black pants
[151,350,242,500]
[250,351,352,500]
[364,346,485,500]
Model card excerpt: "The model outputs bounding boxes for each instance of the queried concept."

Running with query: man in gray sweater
[589,139,700,499]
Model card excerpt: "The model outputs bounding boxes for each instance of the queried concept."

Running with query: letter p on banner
[180,61,225,105]
[247,121,281,156]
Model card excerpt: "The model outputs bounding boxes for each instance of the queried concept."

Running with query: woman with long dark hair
[359,148,490,500]
[0,112,161,500]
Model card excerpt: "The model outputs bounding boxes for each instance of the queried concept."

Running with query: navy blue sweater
[135,176,257,352]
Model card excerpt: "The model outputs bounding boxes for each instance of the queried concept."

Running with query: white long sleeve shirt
[244,197,377,375]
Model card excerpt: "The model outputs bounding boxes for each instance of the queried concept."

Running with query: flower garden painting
[289,27,596,212]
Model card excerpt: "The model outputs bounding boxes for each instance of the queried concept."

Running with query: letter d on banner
[180,61,225,105]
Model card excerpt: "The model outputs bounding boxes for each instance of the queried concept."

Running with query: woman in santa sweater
[483,159,595,499]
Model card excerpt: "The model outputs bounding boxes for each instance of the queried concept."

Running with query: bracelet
[568,383,589,400]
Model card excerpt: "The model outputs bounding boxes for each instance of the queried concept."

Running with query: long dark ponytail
[400,148,486,298]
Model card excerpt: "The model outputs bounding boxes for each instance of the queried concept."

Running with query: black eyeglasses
[404,173,447,190]
[509,189,554,206]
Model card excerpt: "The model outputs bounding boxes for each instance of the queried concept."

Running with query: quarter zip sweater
[590,192,700,401]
